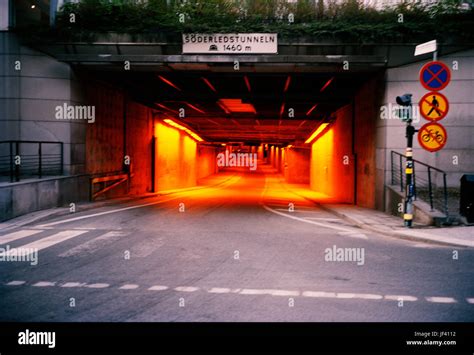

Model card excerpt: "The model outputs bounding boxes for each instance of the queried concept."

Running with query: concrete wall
[354,76,381,209]
[310,104,355,203]
[0,175,89,221]
[0,33,87,176]
[284,147,310,184]
[197,145,218,180]
[378,50,474,194]
[154,121,197,191]
[85,82,154,196]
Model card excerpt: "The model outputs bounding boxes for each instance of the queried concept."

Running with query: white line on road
[337,231,368,239]
[384,295,418,302]
[85,283,110,289]
[32,281,56,287]
[0,230,43,245]
[58,230,127,258]
[37,176,241,228]
[3,230,88,258]
[175,286,199,292]
[148,285,169,291]
[6,281,26,286]
[426,297,457,303]
[262,204,361,233]
[61,282,87,288]
[3,280,471,306]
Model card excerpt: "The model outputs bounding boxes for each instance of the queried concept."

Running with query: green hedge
[18,0,474,43]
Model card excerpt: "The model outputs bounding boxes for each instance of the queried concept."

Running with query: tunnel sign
[182,33,278,54]
[419,92,449,121]
[419,61,451,91]
[418,122,448,152]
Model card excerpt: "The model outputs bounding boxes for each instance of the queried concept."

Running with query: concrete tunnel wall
[308,76,380,207]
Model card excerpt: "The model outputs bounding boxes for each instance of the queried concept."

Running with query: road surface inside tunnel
[0,163,473,322]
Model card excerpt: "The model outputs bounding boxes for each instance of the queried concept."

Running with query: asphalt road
[1,166,473,322]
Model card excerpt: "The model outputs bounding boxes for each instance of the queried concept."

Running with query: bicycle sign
[418,122,448,152]
[419,92,449,121]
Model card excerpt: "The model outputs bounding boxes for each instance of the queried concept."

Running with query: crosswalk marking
[3,230,88,257]
[0,229,43,245]
[59,231,127,258]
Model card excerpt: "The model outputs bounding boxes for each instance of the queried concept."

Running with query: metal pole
[404,122,416,228]
[443,173,448,217]
[9,142,13,183]
[38,142,42,179]
[399,154,403,192]
[427,166,434,211]
[15,141,20,182]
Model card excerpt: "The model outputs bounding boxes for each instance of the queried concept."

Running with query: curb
[279,180,472,248]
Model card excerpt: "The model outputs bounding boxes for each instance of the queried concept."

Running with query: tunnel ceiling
[87,70,372,144]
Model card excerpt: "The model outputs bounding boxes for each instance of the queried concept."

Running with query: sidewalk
[284,182,474,248]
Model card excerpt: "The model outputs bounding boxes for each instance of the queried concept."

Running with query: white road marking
[426,297,457,303]
[262,205,358,233]
[85,283,109,289]
[302,291,337,298]
[208,287,231,294]
[37,176,241,228]
[175,286,199,292]
[59,231,127,257]
[6,281,26,286]
[239,288,300,296]
[384,295,418,302]
[61,282,86,288]
[6,280,469,306]
[4,230,88,257]
[304,217,341,222]
[0,230,43,245]
[32,281,56,287]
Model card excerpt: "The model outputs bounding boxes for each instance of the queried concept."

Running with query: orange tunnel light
[163,118,204,142]
[304,122,330,144]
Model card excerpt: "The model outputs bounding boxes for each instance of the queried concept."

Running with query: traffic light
[396,93,413,122]
[396,94,412,106]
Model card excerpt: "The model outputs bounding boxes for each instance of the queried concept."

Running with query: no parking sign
[419,61,451,91]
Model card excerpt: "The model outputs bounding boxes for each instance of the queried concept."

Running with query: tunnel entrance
[81,67,383,208]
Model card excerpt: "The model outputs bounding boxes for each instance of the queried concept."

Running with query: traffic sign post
[400,55,451,228]
[418,122,448,152]
[419,92,449,121]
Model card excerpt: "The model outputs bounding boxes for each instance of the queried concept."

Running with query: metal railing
[0,141,64,183]
[391,150,448,216]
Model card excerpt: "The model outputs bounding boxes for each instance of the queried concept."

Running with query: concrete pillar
[285,148,310,184]
[0,0,10,31]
